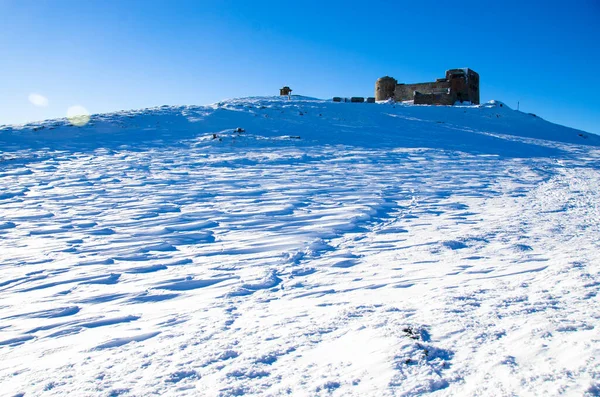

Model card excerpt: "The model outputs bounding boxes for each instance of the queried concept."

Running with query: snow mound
[1,96,597,154]
[1,97,599,396]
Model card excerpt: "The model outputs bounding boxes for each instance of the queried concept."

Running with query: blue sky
[1,0,599,134]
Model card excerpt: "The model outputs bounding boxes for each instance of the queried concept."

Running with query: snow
[1,96,599,396]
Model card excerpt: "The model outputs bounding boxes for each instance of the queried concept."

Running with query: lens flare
[28,93,49,107]
[67,105,90,126]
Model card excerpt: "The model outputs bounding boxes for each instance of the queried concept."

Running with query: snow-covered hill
[1,97,599,396]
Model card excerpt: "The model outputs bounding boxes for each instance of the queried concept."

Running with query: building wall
[394,81,450,102]
[414,92,455,105]
[467,69,480,104]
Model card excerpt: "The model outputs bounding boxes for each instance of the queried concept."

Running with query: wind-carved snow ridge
[0,96,599,396]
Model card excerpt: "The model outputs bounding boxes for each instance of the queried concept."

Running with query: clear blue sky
[1,0,599,134]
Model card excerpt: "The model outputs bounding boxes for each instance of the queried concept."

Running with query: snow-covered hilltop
[1,97,599,396]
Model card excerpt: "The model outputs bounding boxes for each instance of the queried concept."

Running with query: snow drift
[0,97,599,396]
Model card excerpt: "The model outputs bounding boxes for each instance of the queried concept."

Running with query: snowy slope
[0,97,599,396]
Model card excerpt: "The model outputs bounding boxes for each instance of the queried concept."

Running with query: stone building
[375,69,479,105]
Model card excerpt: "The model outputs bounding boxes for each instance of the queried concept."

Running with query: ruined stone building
[375,69,479,105]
